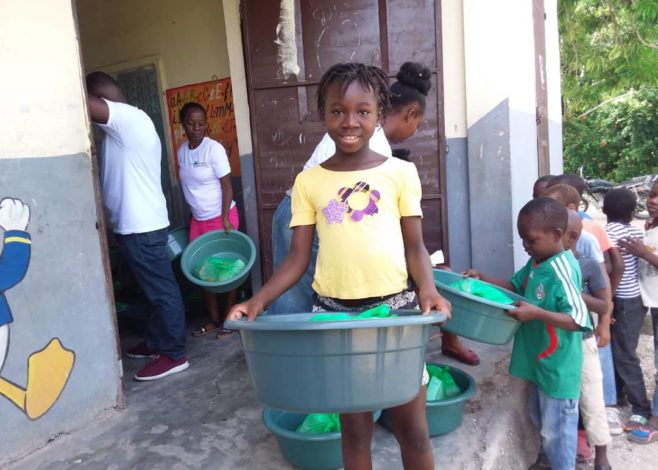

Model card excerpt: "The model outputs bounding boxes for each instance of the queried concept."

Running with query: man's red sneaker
[125,341,159,359]
[134,355,189,381]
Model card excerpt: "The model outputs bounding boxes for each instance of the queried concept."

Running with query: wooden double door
[241,0,448,279]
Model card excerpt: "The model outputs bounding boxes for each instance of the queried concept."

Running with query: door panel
[242,0,447,280]
[387,0,437,71]
[300,0,382,80]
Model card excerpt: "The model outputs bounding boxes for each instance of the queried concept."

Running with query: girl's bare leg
[202,289,221,327]
[387,387,434,470]
[339,411,374,470]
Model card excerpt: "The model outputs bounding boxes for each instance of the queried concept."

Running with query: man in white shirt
[86,72,188,381]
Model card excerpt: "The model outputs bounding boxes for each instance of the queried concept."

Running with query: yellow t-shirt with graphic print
[290,157,423,299]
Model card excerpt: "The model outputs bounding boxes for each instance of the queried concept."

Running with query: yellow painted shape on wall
[0,338,75,420]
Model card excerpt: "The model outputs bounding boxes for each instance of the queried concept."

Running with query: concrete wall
[0,0,121,464]
[459,0,563,277]
[222,0,261,289]
[75,0,230,90]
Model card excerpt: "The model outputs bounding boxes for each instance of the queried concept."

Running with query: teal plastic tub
[379,363,476,436]
[263,408,382,470]
[225,310,447,413]
[433,270,524,345]
[166,226,189,261]
[180,229,256,293]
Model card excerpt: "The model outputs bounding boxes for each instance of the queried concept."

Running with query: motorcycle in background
[578,166,656,220]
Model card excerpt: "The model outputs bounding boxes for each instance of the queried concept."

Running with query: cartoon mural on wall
[0,197,75,420]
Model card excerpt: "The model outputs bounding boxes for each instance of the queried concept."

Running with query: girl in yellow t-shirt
[228,63,451,469]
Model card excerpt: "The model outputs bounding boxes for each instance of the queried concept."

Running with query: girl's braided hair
[390,62,432,113]
[316,63,391,121]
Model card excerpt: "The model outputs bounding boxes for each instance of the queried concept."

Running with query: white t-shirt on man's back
[96,99,169,235]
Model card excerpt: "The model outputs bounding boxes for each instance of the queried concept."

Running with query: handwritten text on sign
[166,78,240,176]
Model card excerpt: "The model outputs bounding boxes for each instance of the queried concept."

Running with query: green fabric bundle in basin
[379,363,477,437]
[426,364,462,401]
[194,256,246,282]
[296,413,341,434]
[449,277,514,305]
[309,304,397,322]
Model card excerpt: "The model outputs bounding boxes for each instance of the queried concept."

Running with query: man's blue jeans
[527,383,579,470]
[116,228,186,360]
[268,194,318,314]
[598,343,617,406]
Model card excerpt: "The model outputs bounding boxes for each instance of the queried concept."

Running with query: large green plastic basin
[225,310,447,413]
[263,408,382,470]
[379,363,476,436]
[180,229,256,293]
[433,270,524,345]
[166,226,189,261]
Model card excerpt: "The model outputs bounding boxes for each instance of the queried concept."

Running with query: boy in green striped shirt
[467,197,591,470]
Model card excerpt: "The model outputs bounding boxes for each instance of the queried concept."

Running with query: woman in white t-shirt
[178,102,239,338]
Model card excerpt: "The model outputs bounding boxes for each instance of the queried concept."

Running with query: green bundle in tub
[296,413,341,434]
[195,256,246,282]
[309,304,397,322]
[449,278,514,305]
[426,364,462,401]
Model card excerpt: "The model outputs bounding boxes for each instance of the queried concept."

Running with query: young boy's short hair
[542,184,581,208]
[535,175,554,185]
[603,188,636,221]
[519,197,568,233]
[547,174,587,197]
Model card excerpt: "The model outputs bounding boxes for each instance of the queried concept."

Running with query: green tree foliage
[563,87,658,181]
[559,0,658,180]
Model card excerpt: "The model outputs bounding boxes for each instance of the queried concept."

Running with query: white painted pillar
[545,0,563,174]
[222,0,262,288]
[462,0,560,275]
[441,0,472,271]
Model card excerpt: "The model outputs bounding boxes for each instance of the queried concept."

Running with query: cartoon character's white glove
[0,198,30,232]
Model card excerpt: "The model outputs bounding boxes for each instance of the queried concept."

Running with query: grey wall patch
[445,137,472,272]
[467,99,515,279]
